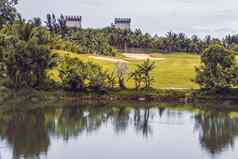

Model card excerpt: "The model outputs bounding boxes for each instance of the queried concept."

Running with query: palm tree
[138,59,156,88]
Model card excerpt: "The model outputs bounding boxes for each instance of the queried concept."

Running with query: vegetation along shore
[2,0,238,105]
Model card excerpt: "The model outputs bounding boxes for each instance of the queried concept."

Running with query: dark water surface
[1,102,238,159]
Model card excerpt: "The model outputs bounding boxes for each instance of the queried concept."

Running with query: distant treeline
[44,13,238,54]
[101,27,238,54]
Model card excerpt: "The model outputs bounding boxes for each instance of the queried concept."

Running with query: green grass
[51,50,201,89]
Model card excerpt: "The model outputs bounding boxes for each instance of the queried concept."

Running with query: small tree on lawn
[195,44,238,91]
[130,59,156,89]
[116,62,128,89]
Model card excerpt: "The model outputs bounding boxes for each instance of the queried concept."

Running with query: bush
[59,55,111,92]
[195,44,238,90]
[87,62,108,91]
[58,56,87,91]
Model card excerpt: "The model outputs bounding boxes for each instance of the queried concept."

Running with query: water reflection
[0,111,49,159]
[194,111,238,155]
[0,103,238,158]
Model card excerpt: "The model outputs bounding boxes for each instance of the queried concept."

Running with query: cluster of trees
[195,44,238,91]
[45,14,117,56]
[58,55,109,92]
[0,0,18,28]
[0,0,155,91]
[3,0,238,93]
[102,27,238,54]
[57,54,156,92]
[69,29,117,56]
[44,14,238,55]
[0,19,57,89]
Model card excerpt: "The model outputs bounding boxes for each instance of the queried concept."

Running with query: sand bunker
[89,56,128,63]
[123,53,165,60]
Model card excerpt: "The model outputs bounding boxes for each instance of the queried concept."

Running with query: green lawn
[52,50,201,89]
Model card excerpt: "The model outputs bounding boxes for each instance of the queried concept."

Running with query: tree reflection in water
[134,107,152,137]
[112,107,130,134]
[194,111,238,155]
[0,104,238,158]
[0,111,49,159]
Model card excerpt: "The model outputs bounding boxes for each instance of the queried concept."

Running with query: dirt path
[123,53,165,60]
[89,56,128,63]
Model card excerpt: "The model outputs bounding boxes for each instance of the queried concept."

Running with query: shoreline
[1,88,238,105]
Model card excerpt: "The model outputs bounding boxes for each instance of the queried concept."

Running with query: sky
[16,0,238,38]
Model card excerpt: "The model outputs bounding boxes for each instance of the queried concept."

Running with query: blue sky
[17,0,238,38]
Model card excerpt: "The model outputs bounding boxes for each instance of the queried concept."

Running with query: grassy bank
[50,50,201,89]
[2,88,238,112]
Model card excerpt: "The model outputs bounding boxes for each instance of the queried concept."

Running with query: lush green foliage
[0,21,57,89]
[45,14,117,56]
[130,59,156,89]
[195,45,238,90]
[102,28,238,54]
[46,13,67,37]
[102,28,221,54]
[58,55,112,92]
[68,29,117,56]
[53,51,200,89]
[58,56,88,91]
[0,0,18,28]
[48,34,81,53]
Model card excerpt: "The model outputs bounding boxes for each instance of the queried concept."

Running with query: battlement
[65,15,82,28]
[115,18,131,24]
[65,16,82,22]
[114,18,131,30]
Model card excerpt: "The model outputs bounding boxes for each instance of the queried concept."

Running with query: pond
[1,101,238,159]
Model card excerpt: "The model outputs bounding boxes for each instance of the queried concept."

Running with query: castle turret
[114,18,131,30]
[65,16,82,28]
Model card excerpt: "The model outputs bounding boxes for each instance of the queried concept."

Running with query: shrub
[58,56,87,91]
[87,62,108,91]
[59,55,111,92]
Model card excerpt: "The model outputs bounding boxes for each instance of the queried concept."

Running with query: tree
[195,44,238,90]
[71,29,116,56]
[87,62,108,91]
[0,21,56,89]
[46,13,53,33]
[59,56,109,92]
[58,14,67,37]
[59,56,87,91]
[0,0,18,28]
[130,59,156,89]
[45,13,59,34]
[129,69,143,90]
[116,62,128,89]
[30,17,42,27]
[106,72,117,89]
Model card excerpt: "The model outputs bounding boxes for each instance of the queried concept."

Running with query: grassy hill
[50,50,201,89]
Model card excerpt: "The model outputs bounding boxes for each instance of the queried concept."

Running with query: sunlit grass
[50,50,201,89]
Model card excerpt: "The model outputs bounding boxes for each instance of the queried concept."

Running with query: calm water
[1,102,238,159]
